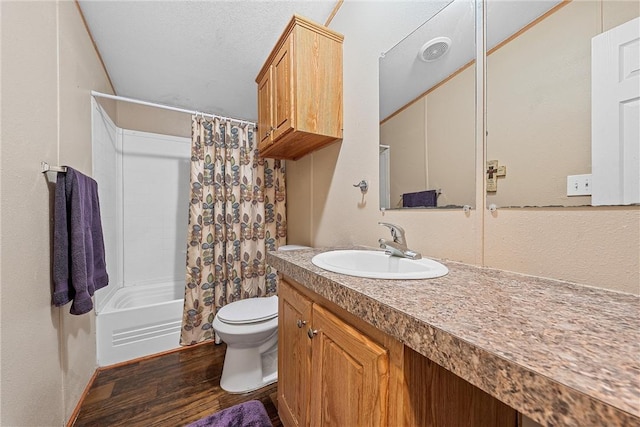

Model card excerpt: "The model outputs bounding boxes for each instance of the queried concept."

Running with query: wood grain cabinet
[256,15,343,160]
[278,279,398,427]
[278,279,312,427]
[278,277,518,427]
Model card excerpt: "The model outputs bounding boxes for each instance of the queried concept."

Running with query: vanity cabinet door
[278,280,313,427]
[309,304,389,427]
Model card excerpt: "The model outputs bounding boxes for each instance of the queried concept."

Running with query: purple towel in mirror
[402,190,438,208]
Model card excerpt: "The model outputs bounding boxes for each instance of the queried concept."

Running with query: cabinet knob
[307,328,318,339]
[296,319,307,328]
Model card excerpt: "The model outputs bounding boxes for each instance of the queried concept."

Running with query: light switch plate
[567,174,592,196]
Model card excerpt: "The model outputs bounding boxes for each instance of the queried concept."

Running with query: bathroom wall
[287,0,638,293]
[116,102,191,139]
[1,1,114,425]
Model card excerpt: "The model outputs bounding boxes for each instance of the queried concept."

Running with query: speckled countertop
[267,247,640,427]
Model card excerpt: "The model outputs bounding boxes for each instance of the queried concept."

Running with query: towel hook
[353,180,368,193]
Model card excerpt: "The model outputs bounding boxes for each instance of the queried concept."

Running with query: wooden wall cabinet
[278,277,518,427]
[256,15,343,160]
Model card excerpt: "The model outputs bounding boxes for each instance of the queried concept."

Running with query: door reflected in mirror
[379,0,475,210]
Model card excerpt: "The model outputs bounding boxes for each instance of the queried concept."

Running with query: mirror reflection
[486,0,639,208]
[379,0,475,210]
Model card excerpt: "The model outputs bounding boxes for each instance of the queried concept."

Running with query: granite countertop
[267,247,640,427]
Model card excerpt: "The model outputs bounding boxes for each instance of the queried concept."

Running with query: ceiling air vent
[418,37,451,62]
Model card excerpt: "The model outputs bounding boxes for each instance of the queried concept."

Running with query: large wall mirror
[380,0,639,211]
[379,0,475,210]
[486,0,639,208]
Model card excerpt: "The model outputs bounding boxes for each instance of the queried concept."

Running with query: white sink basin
[311,250,448,280]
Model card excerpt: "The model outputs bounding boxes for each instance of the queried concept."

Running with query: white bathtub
[96,281,184,367]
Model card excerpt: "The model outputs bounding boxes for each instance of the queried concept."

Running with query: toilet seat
[217,295,278,325]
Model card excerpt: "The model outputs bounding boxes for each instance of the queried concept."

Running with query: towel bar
[41,161,67,173]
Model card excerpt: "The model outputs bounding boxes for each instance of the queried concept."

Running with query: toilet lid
[217,296,278,324]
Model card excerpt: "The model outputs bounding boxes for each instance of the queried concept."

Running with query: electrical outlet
[567,174,592,196]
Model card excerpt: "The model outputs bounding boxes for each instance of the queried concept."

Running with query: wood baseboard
[66,369,99,427]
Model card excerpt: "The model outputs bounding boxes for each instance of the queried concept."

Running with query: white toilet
[213,295,279,393]
[213,244,310,393]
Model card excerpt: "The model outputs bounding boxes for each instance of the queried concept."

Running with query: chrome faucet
[378,222,422,260]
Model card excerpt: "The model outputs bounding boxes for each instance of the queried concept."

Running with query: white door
[591,17,640,206]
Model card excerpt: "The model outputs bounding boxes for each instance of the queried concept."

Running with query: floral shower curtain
[180,116,286,345]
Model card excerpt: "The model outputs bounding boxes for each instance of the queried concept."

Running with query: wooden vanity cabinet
[278,279,402,427]
[278,279,312,427]
[309,304,389,426]
[256,15,343,160]
[278,277,518,427]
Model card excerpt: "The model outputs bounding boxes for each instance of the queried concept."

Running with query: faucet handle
[378,222,406,245]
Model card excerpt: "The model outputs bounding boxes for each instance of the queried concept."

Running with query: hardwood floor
[72,342,282,427]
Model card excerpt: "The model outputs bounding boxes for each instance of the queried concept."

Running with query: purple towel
[402,190,438,208]
[185,400,273,427]
[53,167,109,315]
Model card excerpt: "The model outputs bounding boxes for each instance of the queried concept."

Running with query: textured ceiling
[78,0,338,121]
[79,0,558,124]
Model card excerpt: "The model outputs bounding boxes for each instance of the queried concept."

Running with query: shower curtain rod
[90,91,256,126]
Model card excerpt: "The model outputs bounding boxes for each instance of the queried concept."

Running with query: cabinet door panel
[278,281,312,427]
[310,304,389,427]
[273,36,294,140]
[257,68,272,150]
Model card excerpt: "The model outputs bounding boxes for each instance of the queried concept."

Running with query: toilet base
[220,339,278,393]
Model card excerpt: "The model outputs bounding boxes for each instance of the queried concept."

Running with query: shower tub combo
[96,281,184,366]
[92,100,190,366]
[96,282,184,366]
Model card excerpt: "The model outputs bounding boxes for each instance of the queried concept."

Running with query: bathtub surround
[181,116,286,345]
[91,103,191,366]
